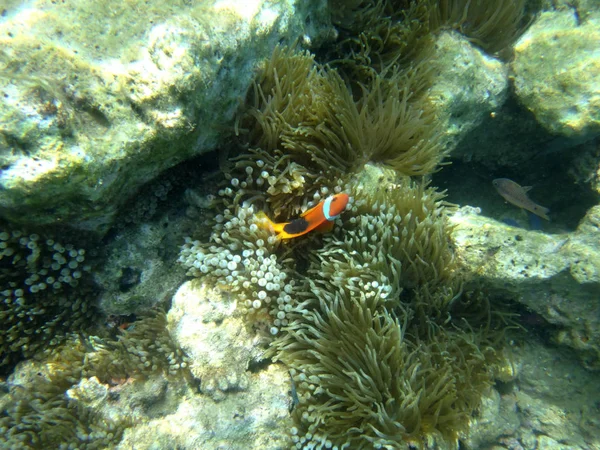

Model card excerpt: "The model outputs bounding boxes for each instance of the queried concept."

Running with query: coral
[0,223,95,370]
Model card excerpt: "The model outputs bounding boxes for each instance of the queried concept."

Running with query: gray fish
[493,178,550,220]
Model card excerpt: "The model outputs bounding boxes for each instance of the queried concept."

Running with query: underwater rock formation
[93,178,188,315]
[0,0,329,233]
[462,334,600,450]
[512,8,600,139]
[0,311,190,448]
[167,281,263,401]
[116,362,292,450]
[450,206,600,370]
[427,31,509,152]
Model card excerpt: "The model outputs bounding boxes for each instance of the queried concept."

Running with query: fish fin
[522,186,533,192]
[299,203,318,218]
[314,220,335,234]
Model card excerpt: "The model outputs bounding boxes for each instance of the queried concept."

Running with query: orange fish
[256,193,350,239]
[493,178,550,220]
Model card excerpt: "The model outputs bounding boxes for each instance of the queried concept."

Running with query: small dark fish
[501,218,523,228]
[493,178,550,220]
[527,211,543,230]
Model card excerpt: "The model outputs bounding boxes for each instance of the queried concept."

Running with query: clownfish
[255,193,350,239]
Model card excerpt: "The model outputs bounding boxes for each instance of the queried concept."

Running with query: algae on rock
[512,8,600,138]
[0,0,329,233]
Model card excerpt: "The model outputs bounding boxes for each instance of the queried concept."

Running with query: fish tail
[538,206,550,221]
[255,211,284,234]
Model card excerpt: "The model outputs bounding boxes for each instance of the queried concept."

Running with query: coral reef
[5,1,600,449]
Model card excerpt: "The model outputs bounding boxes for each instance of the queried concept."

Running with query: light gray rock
[116,363,292,450]
[512,9,600,139]
[428,31,509,156]
[167,280,270,401]
[450,205,600,369]
[513,338,600,450]
[0,0,330,233]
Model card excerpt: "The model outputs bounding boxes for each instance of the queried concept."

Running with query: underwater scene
[0,0,599,449]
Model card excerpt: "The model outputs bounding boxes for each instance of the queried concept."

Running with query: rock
[116,364,292,450]
[0,0,330,233]
[461,389,520,450]
[66,376,109,407]
[428,31,509,155]
[513,339,599,449]
[167,280,267,401]
[111,279,294,449]
[512,9,600,139]
[449,206,600,369]
[92,182,189,315]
